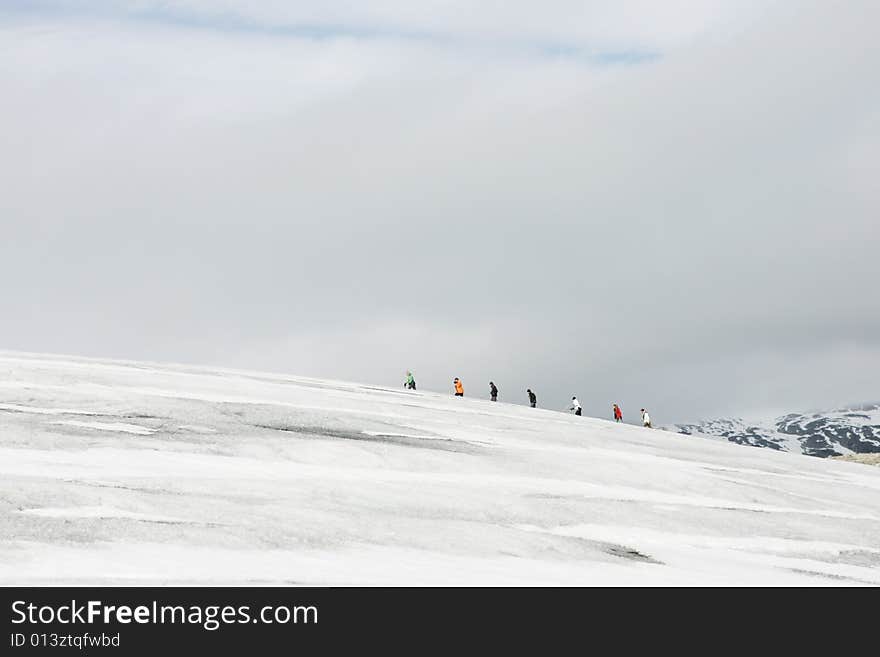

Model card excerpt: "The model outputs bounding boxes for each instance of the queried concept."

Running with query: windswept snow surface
[1,351,879,586]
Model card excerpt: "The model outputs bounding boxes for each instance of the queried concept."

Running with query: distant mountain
[672,403,880,458]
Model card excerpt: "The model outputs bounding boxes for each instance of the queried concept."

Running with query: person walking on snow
[404,371,416,390]
[489,381,498,402]
[453,378,464,397]
[613,403,622,422]
[570,397,582,416]
[527,389,537,408]
[641,408,652,428]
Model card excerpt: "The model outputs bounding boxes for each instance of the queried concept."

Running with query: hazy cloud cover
[1,1,878,422]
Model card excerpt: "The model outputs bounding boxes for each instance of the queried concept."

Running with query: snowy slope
[673,404,880,458]
[1,351,879,586]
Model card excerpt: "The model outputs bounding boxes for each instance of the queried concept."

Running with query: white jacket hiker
[641,409,652,428]
[570,397,582,416]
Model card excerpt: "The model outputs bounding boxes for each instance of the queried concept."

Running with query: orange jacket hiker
[454,378,464,396]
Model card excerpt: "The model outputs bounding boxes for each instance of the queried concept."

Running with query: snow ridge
[1,351,879,585]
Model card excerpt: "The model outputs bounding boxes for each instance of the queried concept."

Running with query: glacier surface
[1,351,879,585]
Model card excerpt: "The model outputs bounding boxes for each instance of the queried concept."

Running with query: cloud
[3,0,770,52]
[0,1,877,422]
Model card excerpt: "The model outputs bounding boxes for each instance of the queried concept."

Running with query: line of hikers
[404,372,653,427]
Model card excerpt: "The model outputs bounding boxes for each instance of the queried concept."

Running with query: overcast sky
[1,1,878,423]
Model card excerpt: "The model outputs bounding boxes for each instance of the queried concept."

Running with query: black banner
[0,587,870,653]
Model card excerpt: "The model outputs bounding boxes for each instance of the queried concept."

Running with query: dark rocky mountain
[672,403,880,458]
